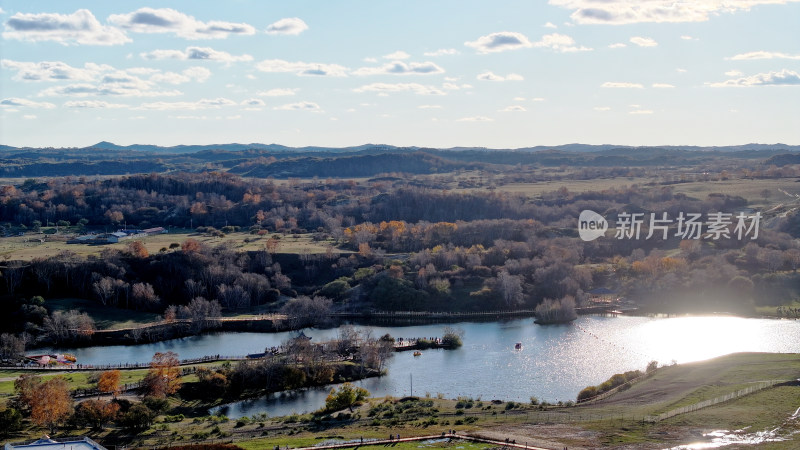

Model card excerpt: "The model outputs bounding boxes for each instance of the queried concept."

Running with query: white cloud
[477,71,524,81]
[456,116,494,122]
[352,61,444,76]
[418,104,442,109]
[500,105,527,112]
[127,67,160,75]
[258,88,298,97]
[652,83,675,88]
[465,31,533,53]
[3,9,130,45]
[0,8,6,15]
[423,48,460,56]
[353,83,446,95]
[594,106,611,111]
[141,46,253,62]
[728,51,800,60]
[629,109,654,114]
[532,97,546,102]
[26,66,198,97]
[383,51,410,60]
[442,82,472,90]
[549,0,800,25]
[601,81,644,88]
[677,68,688,73]
[725,70,744,77]
[544,22,558,28]
[256,59,349,77]
[172,115,208,120]
[0,98,56,109]
[534,33,592,52]
[681,35,698,40]
[39,83,182,98]
[64,100,127,108]
[710,69,800,87]
[1,60,114,82]
[608,43,627,49]
[23,114,37,120]
[266,17,308,35]
[150,67,211,84]
[138,98,237,110]
[241,98,266,107]
[630,36,658,47]
[274,101,322,111]
[108,7,255,39]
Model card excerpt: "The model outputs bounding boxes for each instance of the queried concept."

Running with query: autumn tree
[31,377,73,433]
[13,374,40,413]
[128,240,149,258]
[73,399,119,430]
[142,351,181,398]
[98,370,121,398]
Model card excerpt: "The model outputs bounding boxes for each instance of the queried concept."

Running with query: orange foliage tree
[98,369,121,398]
[76,399,119,430]
[128,240,149,258]
[30,377,73,433]
[142,351,181,398]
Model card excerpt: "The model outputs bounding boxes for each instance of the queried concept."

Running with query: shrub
[577,386,598,402]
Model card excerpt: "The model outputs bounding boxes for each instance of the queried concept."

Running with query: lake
[41,315,800,418]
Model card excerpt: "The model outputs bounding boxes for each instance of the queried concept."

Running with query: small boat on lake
[514,342,522,350]
[413,351,422,356]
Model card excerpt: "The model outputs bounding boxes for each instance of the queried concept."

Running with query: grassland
[489,176,799,208]
[0,229,344,262]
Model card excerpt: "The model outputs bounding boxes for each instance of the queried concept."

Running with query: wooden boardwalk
[293,433,552,450]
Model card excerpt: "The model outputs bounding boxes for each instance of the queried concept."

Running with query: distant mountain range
[1,142,798,154]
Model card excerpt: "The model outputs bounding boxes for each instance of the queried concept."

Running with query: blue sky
[1,0,799,148]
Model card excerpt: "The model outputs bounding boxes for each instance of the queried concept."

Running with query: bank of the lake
[37,315,800,418]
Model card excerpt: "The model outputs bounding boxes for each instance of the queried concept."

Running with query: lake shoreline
[25,305,792,352]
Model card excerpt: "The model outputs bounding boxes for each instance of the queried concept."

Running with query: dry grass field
[0,230,345,262]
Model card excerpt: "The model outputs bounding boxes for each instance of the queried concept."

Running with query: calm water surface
[42,315,800,418]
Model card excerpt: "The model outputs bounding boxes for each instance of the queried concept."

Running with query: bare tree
[93,276,116,306]
[497,270,523,307]
[279,296,332,328]
[131,282,160,311]
[180,297,222,332]
[3,261,25,295]
[217,284,251,310]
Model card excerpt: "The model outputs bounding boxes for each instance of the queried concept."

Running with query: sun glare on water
[631,315,789,364]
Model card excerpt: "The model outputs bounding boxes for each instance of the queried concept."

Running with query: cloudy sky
[1,0,799,148]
